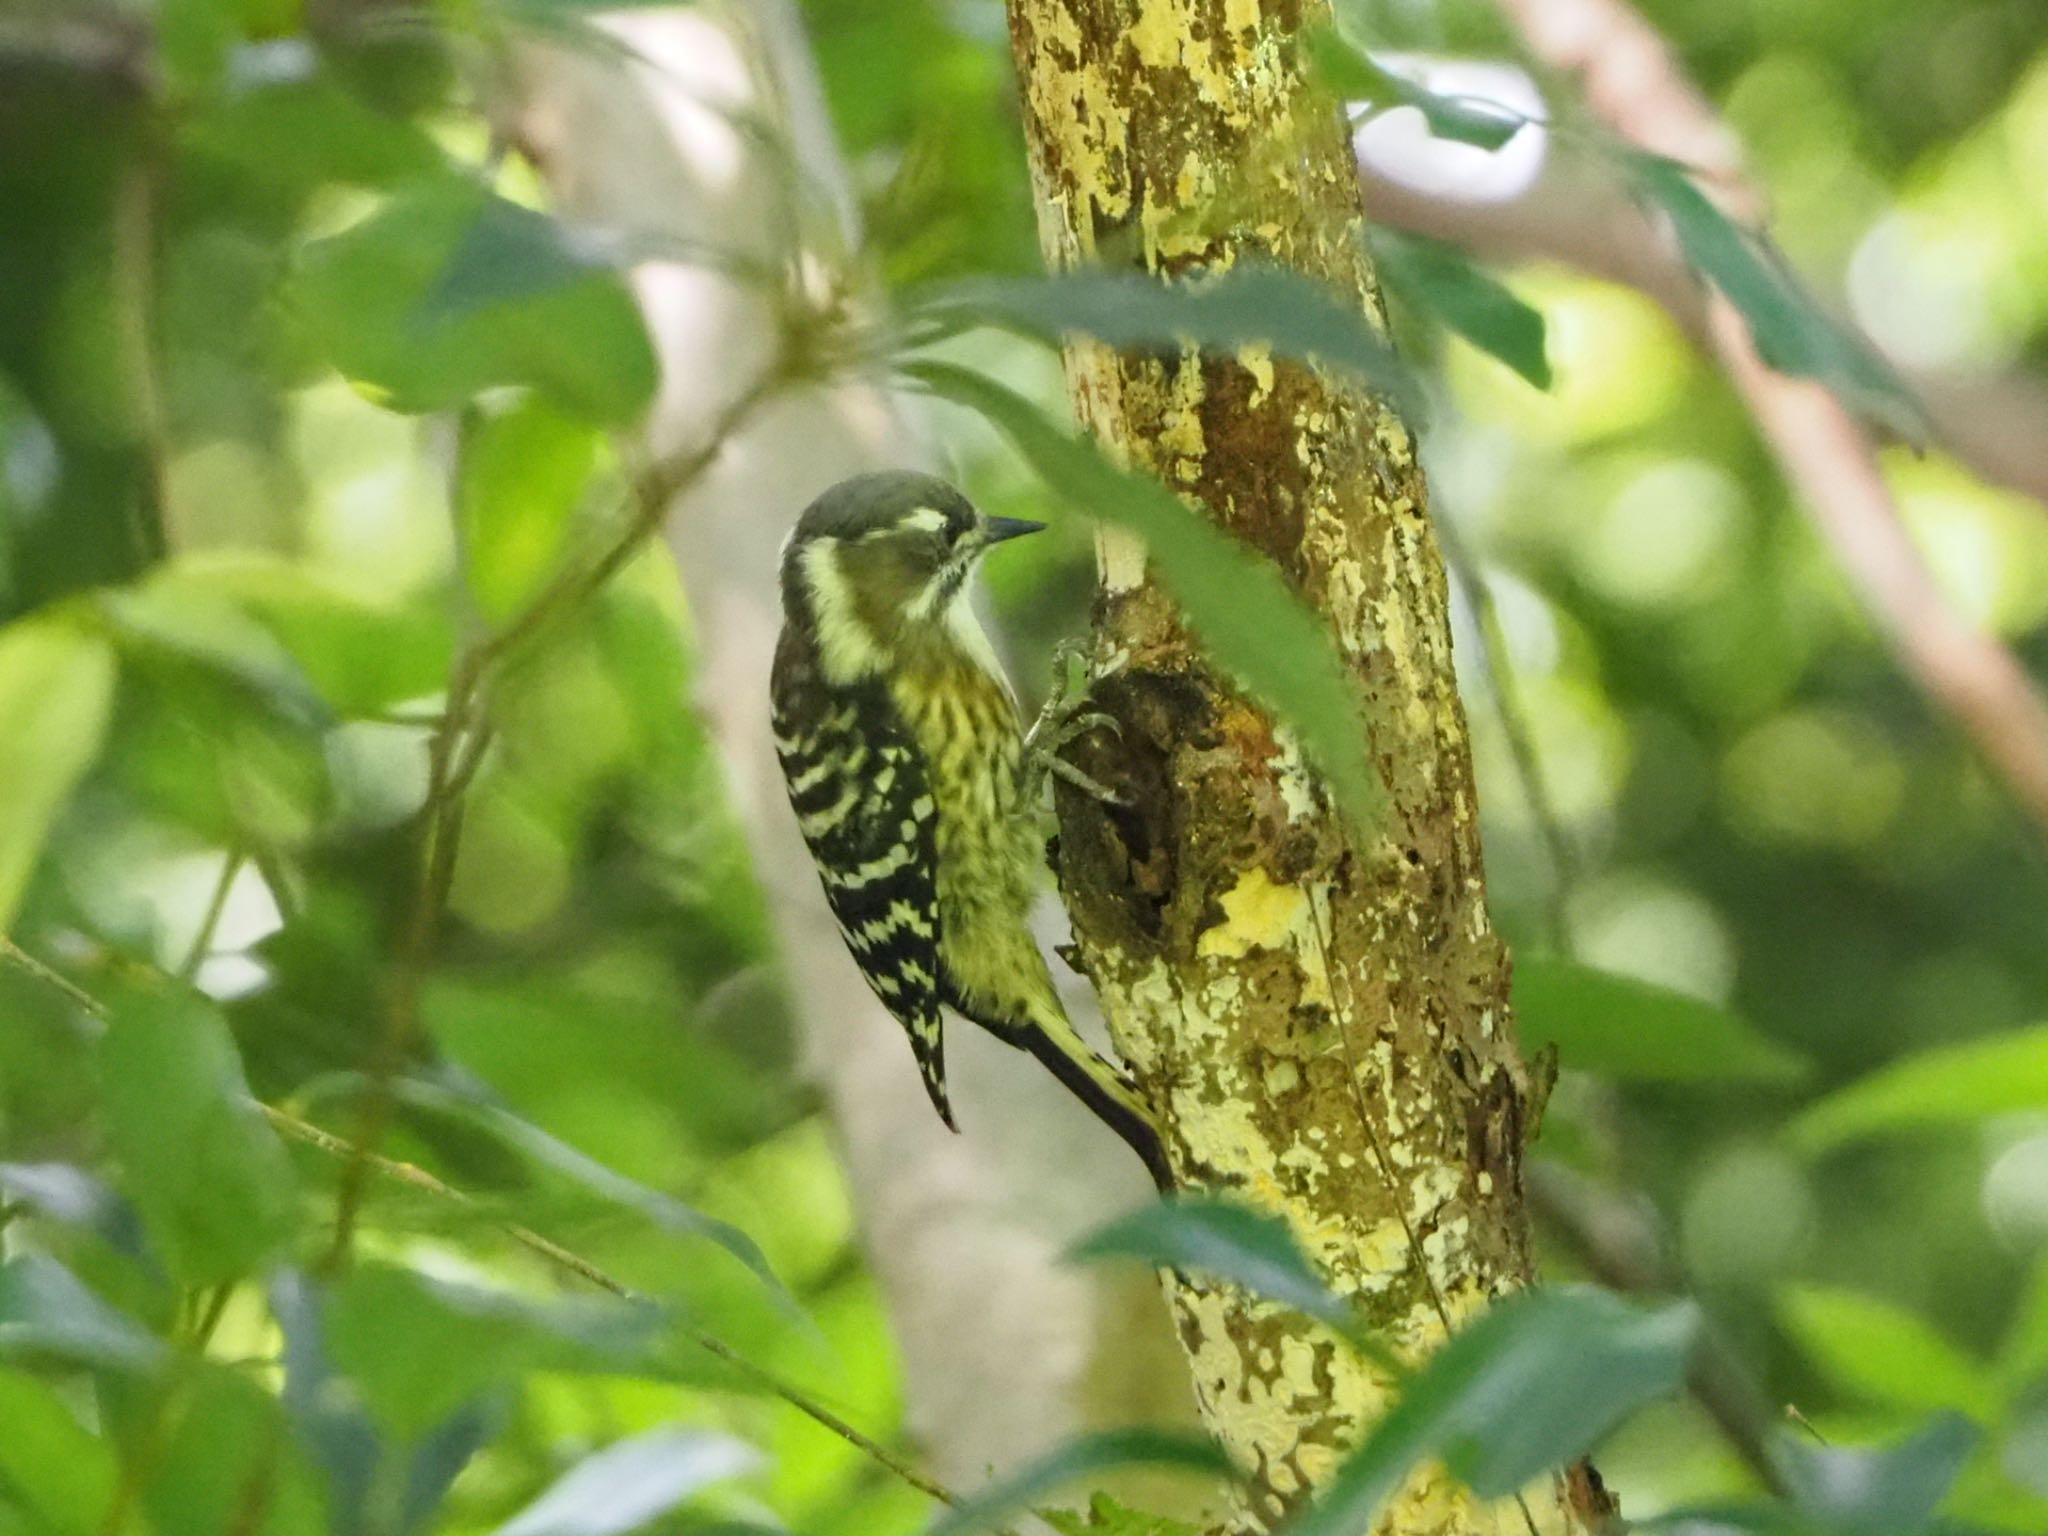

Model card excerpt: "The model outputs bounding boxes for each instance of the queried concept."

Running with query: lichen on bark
[999,1,1614,1531]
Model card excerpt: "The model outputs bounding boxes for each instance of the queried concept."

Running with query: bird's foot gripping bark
[1023,640,1124,806]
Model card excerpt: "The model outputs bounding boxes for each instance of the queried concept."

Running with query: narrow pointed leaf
[1790,1023,2048,1153]
[923,264,1425,425]
[926,1429,1234,1536]
[1374,231,1551,388]
[1626,155,1930,445]
[393,1076,792,1312]
[1292,1288,1697,1535]
[908,361,1383,830]
[1067,1197,1349,1327]
[1778,1287,1995,1418]
[1513,955,1806,1083]
[1303,27,1528,150]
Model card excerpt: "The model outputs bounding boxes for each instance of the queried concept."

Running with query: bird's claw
[1024,642,1124,807]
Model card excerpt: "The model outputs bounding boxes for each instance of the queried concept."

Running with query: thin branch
[1486,0,2048,842]
[259,1103,965,1510]
[178,852,243,983]
[0,933,109,1022]
[1358,136,2048,515]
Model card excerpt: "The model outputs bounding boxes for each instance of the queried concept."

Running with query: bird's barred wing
[770,667,953,1128]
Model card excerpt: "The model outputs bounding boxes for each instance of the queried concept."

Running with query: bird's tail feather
[1022,1002,1173,1192]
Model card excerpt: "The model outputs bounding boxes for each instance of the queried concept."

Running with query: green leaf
[1777,1415,1979,1535]
[1373,231,1551,388]
[96,983,297,1287]
[493,1429,760,1536]
[294,181,657,424]
[1625,155,1930,445]
[907,361,1384,830]
[0,1370,118,1536]
[923,265,1424,425]
[144,1365,325,1536]
[391,1077,794,1314]
[1292,1288,1697,1535]
[1790,1023,2048,1153]
[100,571,334,730]
[172,555,456,718]
[185,76,443,190]
[1512,955,1807,1083]
[1041,1495,1202,1536]
[1778,1286,1996,1418]
[0,1254,162,1372]
[0,615,116,930]
[926,1429,1234,1536]
[1067,1196,1350,1328]
[325,1264,666,1441]
[459,399,603,622]
[1302,26,1527,151]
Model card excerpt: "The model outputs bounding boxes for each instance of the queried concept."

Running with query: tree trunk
[1002,2,1610,1530]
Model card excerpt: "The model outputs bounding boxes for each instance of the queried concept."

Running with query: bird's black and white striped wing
[770,642,952,1127]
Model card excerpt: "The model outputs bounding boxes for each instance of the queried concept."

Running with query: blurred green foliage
[0,0,2046,1531]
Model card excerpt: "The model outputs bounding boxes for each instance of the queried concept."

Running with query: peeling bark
[1001,2,1608,1530]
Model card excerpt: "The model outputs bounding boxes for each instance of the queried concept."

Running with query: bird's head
[779,471,1044,677]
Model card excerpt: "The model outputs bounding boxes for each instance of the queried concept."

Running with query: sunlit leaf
[100,571,334,729]
[325,1263,666,1440]
[494,1429,760,1536]
[0,1370,118,1536]
[922,264,1424,424]
[1513,955,1807,1083]
[145,554,456,718]
[1374,231,1551,388]
[392,1076,794,1313]
[926,1429,1234,1536]
[0,1254,162,1372]
[97,982,297,1287]
[0,615,116,930]
[1626,155,1930,444]
[1778,1286,1995,1418]
[1790,1023,2048,1153]
[1292,1288,1697,1535]
[459,399,603,622]
[907,361,1384,829]
[295,180,657,424]
[1067,1196,1350,1328]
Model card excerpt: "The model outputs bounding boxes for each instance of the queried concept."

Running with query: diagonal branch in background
[1477,0,2048,841]
[1355,146,2048,514]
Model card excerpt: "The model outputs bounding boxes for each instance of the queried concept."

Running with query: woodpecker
[770,471,1169,1188]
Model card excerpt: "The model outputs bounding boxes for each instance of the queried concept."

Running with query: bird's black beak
[983,516,1047,545]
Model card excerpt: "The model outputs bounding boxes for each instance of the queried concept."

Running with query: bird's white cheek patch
[803,541,883,683]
